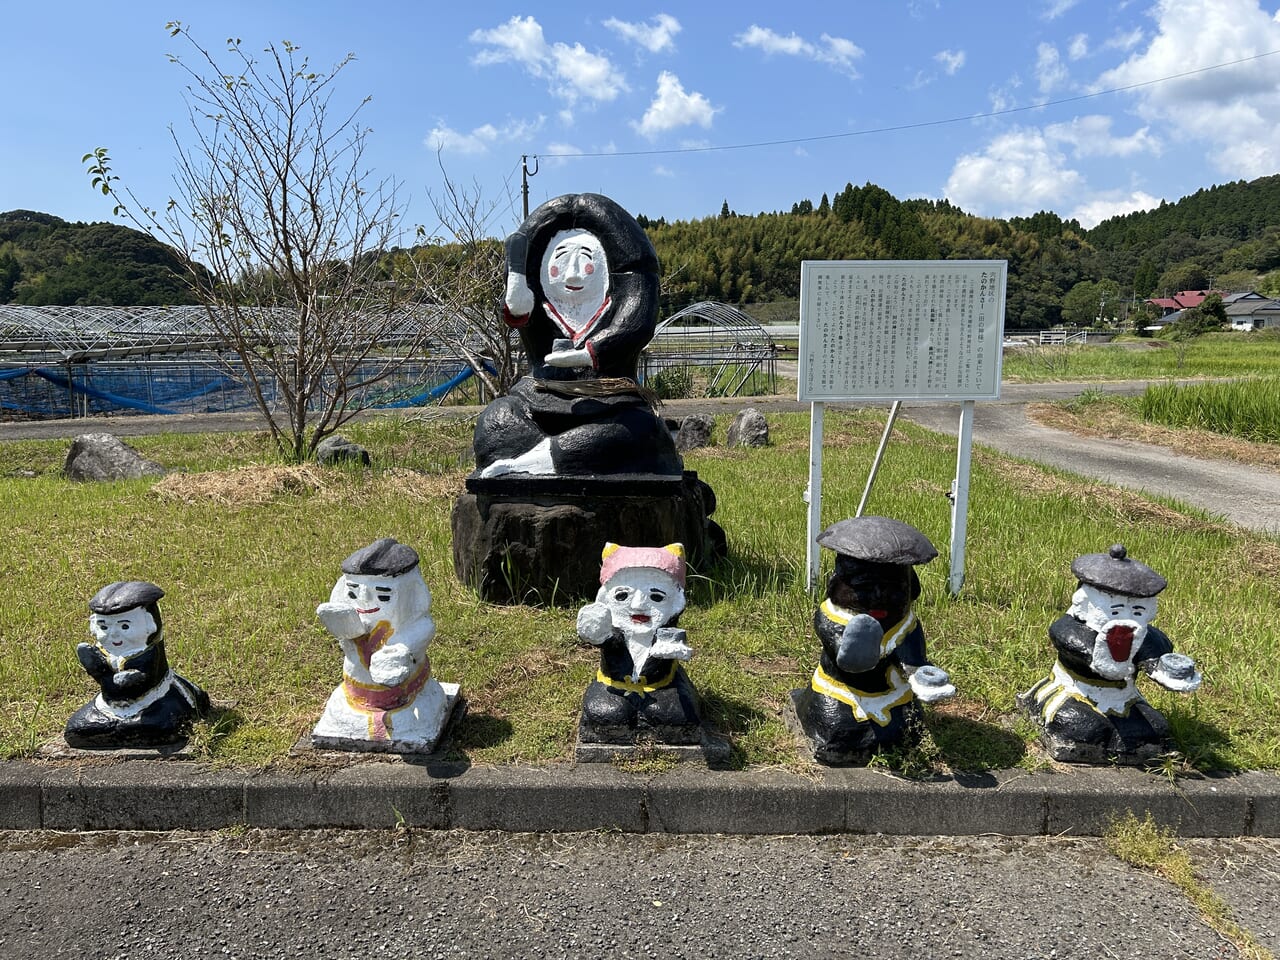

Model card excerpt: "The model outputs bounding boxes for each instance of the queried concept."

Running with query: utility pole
[521,155,539,219]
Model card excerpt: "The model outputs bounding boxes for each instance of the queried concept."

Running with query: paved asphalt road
[1,829,1277,959]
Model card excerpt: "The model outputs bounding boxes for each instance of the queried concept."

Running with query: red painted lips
[1106,625,1135,662]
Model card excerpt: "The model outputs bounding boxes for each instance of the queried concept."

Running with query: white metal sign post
[798,260,1007,595]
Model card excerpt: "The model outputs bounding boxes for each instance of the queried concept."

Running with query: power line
[536,47,1280,160]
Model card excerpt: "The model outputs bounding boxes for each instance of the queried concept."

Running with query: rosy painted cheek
[549,265,559,278]
[583,263,594,275]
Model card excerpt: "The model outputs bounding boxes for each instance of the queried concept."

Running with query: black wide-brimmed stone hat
[817,516,938,566]
[88,580,164,614]
[1071,543,1167,597]
[340,538,420,577]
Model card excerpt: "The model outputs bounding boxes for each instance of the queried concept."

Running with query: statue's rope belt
[533,376,661,410]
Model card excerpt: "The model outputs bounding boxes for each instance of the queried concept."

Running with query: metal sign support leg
[857,400,901,518]
[805,401,825,591]
[948,399,976,597]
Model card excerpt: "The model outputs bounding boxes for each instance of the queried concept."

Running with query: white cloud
[988,77,1021,115]
[944,128,1083,216]
[604,14,681,53]
[1093,0,1280,179]
[426,117,544,155]
[935,49,965,75]
[1043,0,1080,19]
[470,16,627,107]
[1044,115,1160,158]
[1035,43,1070,95]
[733,25,864,78]
[1070,191,1162,229]
[1067,33,1089,60]
[653,164,677,178]
[633,71,719,138]
[1104,27,1144,52]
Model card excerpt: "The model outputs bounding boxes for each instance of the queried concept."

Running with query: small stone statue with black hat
[64,581,210,748]
[1018,543,1201,763]
[312,537,458,753]
[790,517,955,765]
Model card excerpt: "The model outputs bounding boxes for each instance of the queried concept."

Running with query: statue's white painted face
[334,571,431,632]
[599,567,684,635]
[1070,584,1157,632]
[89,607,155,656]
[542,228,609,312]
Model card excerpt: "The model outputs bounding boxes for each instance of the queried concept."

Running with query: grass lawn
[2,408,1278,773]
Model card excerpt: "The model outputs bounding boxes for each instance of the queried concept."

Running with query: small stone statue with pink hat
[575,542,704,748]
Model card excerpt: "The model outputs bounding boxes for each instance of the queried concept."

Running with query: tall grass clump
[1139,377,1280,443]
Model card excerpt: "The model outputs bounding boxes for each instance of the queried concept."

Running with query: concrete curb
[3,760,1277,836]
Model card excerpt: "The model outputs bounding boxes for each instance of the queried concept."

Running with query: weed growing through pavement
[1105,812,1273,960]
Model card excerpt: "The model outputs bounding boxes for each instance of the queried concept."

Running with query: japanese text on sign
[798,260,1006,401]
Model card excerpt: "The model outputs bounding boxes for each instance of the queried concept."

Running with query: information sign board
[798,260,1006,402]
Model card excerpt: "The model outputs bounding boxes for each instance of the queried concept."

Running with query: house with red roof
[1144,290,1222,316]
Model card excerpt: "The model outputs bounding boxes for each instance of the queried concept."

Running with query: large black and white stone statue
[312,538,460,753]
[576,542,704,750]
[64,581,210,749]
[453,194,722,602]
[789,517,955,764]
[1018,543,1201,763]
[474,192,681,478]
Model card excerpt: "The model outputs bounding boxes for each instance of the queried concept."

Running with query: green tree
[1155,260,1209,297]
[1133,258,1159,298]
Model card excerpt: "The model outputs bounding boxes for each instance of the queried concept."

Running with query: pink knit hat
[599,543,686,588]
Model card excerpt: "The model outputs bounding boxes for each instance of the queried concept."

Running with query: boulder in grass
[316,434,371,467]
[727,408,769,448]
[64,434,166,482]
[675,414,714,451]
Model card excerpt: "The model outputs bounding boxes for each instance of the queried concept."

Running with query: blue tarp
[0,360,489,419]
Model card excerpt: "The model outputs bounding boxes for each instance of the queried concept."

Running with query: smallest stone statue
[65,581,210,749]
[790,517,955,765]
[1018,543,1201,763]
[312,538,458,753]
[576,543,704,750]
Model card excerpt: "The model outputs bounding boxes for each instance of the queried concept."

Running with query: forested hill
[8,172,1280,327]
[641,175,1280,327]
[642,183,1089,327]
[0,210,196,305]
[1089,174,1280,248]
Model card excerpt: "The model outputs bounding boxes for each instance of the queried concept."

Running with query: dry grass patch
[1241,539,1280,579]
[1029,401,1280,470]
[152,464,466,507]
[975,448,1222,533]
[154,465,329,505]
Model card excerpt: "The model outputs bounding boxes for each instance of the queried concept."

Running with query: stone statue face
[89,606,155,656]
[1069,584,1157,633]
[831,561,912,626]
[541,228,609,322]
[334,570,431,633]
[599,567,684,635]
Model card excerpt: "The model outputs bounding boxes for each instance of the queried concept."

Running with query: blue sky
[4,0,1280,243]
